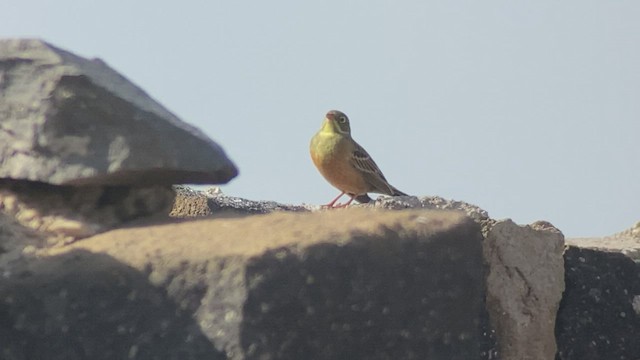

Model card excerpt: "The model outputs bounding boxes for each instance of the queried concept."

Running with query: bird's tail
[390,186,408,197]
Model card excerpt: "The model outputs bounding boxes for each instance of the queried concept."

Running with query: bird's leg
[324,191,346,208]
[332,194,356,208]
[343,195,356,206]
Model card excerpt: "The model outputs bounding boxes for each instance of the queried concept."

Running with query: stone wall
[1,39,638,360]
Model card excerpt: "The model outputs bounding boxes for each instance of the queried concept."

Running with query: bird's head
[322,110,351,135]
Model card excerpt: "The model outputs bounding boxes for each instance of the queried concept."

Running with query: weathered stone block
[484,219,565,360]
[1,209,492,359]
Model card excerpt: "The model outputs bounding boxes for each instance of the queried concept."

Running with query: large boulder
[0,38,237,186]
[0,39,239,244]
[1,209,493,360]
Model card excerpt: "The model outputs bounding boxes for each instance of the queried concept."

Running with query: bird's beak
[320,116,335,132]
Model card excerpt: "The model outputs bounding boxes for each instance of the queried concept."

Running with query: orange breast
[310,135,370,195]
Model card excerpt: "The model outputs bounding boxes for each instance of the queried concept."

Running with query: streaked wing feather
[350,143,395,195]
[351,148,384,178]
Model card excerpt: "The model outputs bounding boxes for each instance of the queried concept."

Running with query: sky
[1,1,638,237]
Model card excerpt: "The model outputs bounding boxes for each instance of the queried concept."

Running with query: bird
[310,110,408,208]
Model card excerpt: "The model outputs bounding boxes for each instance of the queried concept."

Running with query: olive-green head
[321,110,351,135]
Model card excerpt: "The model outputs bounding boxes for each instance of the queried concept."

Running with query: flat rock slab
[0,39,237,186]
[1,209,493,360]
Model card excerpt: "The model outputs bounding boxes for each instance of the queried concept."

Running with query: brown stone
[2,209,492,359]
[484,219,565,360]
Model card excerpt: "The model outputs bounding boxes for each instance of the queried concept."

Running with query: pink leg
[333,194,356,208]
[325,191,346,208]
[343,195,356,206]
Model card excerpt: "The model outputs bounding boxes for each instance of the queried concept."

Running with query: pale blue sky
[2,1,638,237]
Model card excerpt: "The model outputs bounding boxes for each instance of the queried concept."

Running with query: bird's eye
[339,116,347,123]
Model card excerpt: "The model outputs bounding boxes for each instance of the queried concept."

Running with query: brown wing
[349,142,396,195]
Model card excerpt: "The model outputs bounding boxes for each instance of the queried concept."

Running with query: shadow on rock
[0,250,225,360]
[556,247,640,360]
[240,228,496,360]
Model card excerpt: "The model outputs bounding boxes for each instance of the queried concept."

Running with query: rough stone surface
[566,220,640,260]
[0,39,237,186]
[0,212,44,273]
[0,179,175,246]
[170,186,310,217]
[484,219,565,360]
[613,220,640,240]
[2,209,493,360]
[555,246,640,360]
[373,195,490,224]
[170,187,490,227]
[0,250,227,360]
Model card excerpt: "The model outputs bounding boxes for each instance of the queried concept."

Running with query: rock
[0,39,237,186]
[0,250,227,360]
[0,179,175,246]
[0,212,44,273]
[170,186,310,217]
[372,195,494,236]
[484,219,565,360]
[555,246,640,360]
[374,195,490,224]
[614,220,640,240]
[170,187,490,229]
[2,209,494,359]
[566,220,640,260]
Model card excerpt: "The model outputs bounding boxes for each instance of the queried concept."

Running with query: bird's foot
[321,202,346,209]
[322,198,355,209]
[331,202,350,208]
[320,192,358,209]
